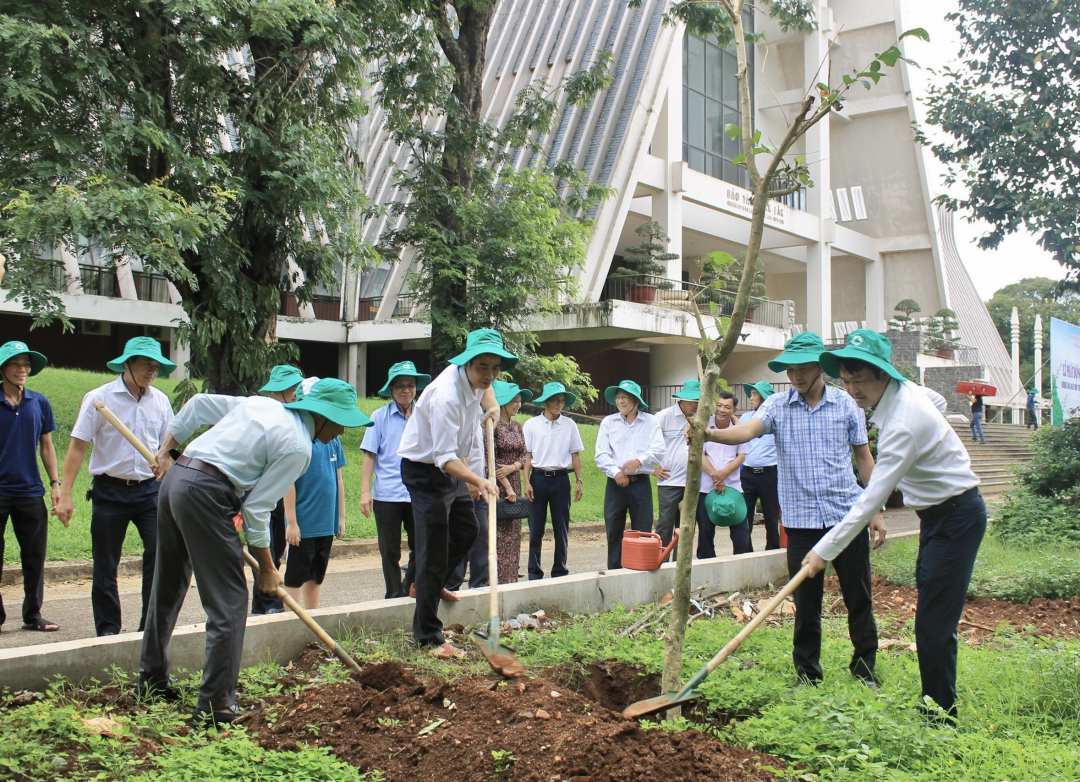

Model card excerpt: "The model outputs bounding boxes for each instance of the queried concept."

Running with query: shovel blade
[620,689,700,720]
[472,632,526,678]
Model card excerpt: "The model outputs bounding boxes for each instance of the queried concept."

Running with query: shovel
[471,417,526,677]
[621,564,811,719]
[93,401,363,676]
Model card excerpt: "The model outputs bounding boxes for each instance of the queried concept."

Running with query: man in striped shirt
[706,332,886,689]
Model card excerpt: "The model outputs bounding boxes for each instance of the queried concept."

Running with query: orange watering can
[621,530,679,571]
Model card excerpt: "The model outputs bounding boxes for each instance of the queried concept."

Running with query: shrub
[1018,417,1080,503]
[992,485,1080,545]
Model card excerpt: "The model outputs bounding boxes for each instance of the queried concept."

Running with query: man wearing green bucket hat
[0,341,61,633]
[56,337,176,636]
[740,381,781,551]
[807,329,985,724]
[651,380,700,559]
[705,330,884,690]
[595,379,665,569]
[1026,387,1039,430]
[359,361,431,599]
[140,378,371,726]
[397,329,511,659]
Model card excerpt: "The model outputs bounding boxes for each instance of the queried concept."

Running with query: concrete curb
[0,522,610,587]
[0,531,919,692]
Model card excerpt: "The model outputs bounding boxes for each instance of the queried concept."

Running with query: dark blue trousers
[249,500,286,613]
[694,492,751,558]
[740,466,781,551]
[528,472,571,579]
[448,498,489,590]
[0,496,48,627]
[603,477,652,569]
[916,490,987,718]
[90,477,159,636]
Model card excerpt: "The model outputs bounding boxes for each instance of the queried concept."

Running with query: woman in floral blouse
[489,380,532,583]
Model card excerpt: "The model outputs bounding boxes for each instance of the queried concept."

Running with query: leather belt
[624,474,645,483]
[95,474,154,487]
[743,465,776,474]
[175,454,230,486]
[916,486,981,522]
[535,468,569,477]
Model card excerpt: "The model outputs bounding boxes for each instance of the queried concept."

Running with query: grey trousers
[140,466,245,713]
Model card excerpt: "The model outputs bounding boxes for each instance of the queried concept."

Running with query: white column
[1010,306,1021,424]
[115,258,138,300]
[1033,313,1043,422]
[354,342,368,398]
[651,63,684,281]
[804,11,832,339]
[865,258,886,332]
[169,328,190,380]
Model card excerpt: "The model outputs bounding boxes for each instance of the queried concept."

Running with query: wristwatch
[50,479,61,486]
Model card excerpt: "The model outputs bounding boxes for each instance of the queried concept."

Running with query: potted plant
[889,299,922,332]
[610,221,678,304]
[929,307,960,358]
[705,253,767,322]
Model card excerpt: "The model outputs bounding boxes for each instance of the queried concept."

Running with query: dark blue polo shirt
[0,388,57,497]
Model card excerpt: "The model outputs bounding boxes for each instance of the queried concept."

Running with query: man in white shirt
[696,391,750,558]
[523,382,586,579]
[652,380,700,561]
[56,337,175,636]
[805,330,985,724]
[397,329,508,658]
[594,380,665,570]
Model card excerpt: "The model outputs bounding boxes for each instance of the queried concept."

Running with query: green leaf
[732,153,745,165]
[899,27,930,42]
[418,718,446,736]
[725,123,743,139]
[751,129,762,144]
[877,46,902,68]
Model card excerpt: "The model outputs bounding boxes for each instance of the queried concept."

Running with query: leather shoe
[440,588,460,602]
[857,676,880,691]
[191,704,259,727]
[135,675,186,704]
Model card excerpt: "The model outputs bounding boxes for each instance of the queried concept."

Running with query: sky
[898,0,1067,302]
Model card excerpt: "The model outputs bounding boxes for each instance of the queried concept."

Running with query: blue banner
[1049,316,1080,425]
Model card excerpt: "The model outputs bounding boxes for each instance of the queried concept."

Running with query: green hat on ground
[492,379,533,407]
[106,336,177,374]
[285,378,372,428]
[672,379,701,401]
[704,488,748,528]
[604,379,648,410]
[259,365,305,394]
[533,381,578,408]
[742,380,775,401]
[767,331,826,373]
[378,361,432,398]
[448,329,519,372]
[0,341,48,376]
[818,329,907,383]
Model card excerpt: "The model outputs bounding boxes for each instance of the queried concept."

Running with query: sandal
[440,588,460,602]
[23,617,59,632]
[426,642,466,660]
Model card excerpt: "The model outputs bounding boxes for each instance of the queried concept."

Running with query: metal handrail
[600,274,786,328]
[78,264,119,297]
[131,271,172,303]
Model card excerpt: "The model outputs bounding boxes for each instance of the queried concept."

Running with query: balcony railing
[79,264,119,297]
[311,295,342,321]
[600,274,788,329]
[132,271,172,303]
[919,334,979,365]
[586,381,794,417]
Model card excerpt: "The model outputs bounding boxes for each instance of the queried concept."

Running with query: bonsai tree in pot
[890,299,922,331]
[711,253,767,321]
[611,220,677,303]
[928,307,960,357]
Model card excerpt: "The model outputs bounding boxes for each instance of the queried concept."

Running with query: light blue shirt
[754,385,867,529]
[360,402,411,502]
[742,408,777,468]
[170,394,314,548]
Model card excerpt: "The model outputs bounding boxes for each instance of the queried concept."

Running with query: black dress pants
[603,476,653,570]
[0,495,48,627]
[447,497,489,590]
[250,500,286,613]
[373,500,416,598]
[528,472,571,579]
[90,477,159,636]
[740,466,781,551]
[785,526,878,683]
[401,459,478,646]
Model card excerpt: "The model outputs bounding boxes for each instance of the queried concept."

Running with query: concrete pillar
[803,13,832,340]
[1033,313,1043,423]
[865,258,886,332]
[354,343,368,398]
[806,243,832,339]
[115,258,138,300]
[169,329,190,380]
[651,65,684,282]
[1010,306,1021,424]
[649,343,700,388]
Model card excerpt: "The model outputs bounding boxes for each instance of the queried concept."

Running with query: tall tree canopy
[923,0,1080,287]
[1,0,369,394]
[986,277,1080,390]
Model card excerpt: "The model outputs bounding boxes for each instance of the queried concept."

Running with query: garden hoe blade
[473,419,526,678]
[621,565,812,720]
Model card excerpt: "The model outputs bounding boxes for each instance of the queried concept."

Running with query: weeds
[490,749,518,775]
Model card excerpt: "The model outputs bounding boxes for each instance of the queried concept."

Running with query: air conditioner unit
[79,320,112,336]
[144,326,165,339]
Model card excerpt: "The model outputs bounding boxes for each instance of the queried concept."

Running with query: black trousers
[916,491,987,717]
[741,466,782,551]
[448,497,489,590]
[694,492,751,558]
[785,526,878,683]
[603,477,653,569]
[249,500,286,614]
[90,477,159,636]
[655,485,685,562]
[401,459,478,646]
[373,500,416,599]
[528,472,571,579]
[141,466,246,713]
[0,495,48,627]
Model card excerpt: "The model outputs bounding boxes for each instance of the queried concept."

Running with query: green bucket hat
[818,329,907,383]
[1029,388,1038,395]
[533,381,578,408]
[448,329,519,372]
[604,379,648,410]
[492,379,532,407]
[767,331,826,373]
[378,361,432,398]
[285,378,373,428]
[742,380,775,401]
[106,336,177,374]
[259,365,305,394]
[0,341,48,376]
[672,379,701,401]
[704,488,748,528]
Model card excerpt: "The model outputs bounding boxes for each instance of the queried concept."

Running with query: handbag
[495,496,532,519]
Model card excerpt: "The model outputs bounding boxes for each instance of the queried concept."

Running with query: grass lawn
[7,367,645,563]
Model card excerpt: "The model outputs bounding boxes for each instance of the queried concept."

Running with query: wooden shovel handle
[486,418,499,622]
[94,401,158,467]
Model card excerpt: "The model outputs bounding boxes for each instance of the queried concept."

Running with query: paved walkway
[0,509,921,650]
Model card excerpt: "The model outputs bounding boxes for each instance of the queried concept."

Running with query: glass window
[687,35,705,93]
[687,91,705,151]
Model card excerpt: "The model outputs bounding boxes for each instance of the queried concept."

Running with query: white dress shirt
[922,386,948,414]
[522,413,585,470]
[397,365,484,471]
[699,416,748,494]
[654,403,693,487]
[71,377,174,481]
[813,380,980,561]
[171,394,314,548]
[594,411,665,479]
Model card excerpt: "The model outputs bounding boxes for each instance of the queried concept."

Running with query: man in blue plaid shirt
[706,332,886,689]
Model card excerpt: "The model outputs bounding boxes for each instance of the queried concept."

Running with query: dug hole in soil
[248,651,784,782]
